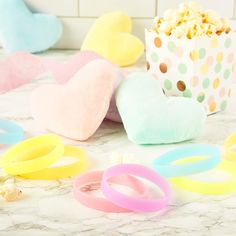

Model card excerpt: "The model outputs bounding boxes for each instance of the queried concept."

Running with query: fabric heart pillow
[31,59,116,141]
[116,72,207,145]
[0,0,62,53]
[81,12,144,67]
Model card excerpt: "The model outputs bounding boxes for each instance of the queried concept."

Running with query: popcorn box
[145,30,236,114]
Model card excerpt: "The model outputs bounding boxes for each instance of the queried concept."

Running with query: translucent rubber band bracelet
[0,119,24,144]
[20,145,88,180]
[171,160,236,195]
[73,170,150,213]
[224,132,236,161]
[1,134,64,175]
[101,164,171,213]
[153,144,221,178]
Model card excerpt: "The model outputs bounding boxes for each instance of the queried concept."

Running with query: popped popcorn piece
[110,152,140,165]
[159,21,172,35]
[0,178,22,202]
[205,10,221,26]
[153,1,231,38]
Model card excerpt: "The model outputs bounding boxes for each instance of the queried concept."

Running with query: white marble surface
[0,50,236,236]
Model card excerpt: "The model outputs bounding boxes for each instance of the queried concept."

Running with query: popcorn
[110,152,140,165]
[205,10,221,25]
[163,9,178,23]
[172,23,189,38]
[159,21,172,35]
[0,178,22,202]
[153,1,231,38]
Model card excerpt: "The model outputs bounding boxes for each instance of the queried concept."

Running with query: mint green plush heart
[116,72,207,145]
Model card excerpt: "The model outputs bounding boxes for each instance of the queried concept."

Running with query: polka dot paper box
[145,30,236,114]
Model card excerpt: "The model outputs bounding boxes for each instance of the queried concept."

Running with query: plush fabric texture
[0,52,46,94]
[116,72,207,145]
[31,59,115,141]
[106,71,123,123]
[42,50,123,122]
[81,12,144,67]
[0,0,62,53]
[43,50,123,122]
[0,51,101,93]
[47,51,102,84]
[0,50,121,123]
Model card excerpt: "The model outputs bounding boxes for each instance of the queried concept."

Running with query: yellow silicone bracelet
[171,160,236,195]
[224,132,236,161]
[1,134,64,175]
[20,146,88,180]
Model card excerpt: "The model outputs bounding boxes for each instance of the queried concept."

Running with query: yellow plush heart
[81,12,144,67]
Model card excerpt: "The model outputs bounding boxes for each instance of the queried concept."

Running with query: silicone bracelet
[101,164,171,213]
[153,144,221,178]
[224,132,236,161]
[0,119,24,144]
[171,160,236,195]
[1,134,64,175]
[73,171,149,212]
[20,146,88,180]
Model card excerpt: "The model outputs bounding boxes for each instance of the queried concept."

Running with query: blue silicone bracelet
[153,144,221,178]
[0,119,24,144]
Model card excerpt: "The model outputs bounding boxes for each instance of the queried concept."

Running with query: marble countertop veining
[0,50,236,236]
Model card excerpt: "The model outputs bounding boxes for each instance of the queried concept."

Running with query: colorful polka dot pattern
[146,31,234,114]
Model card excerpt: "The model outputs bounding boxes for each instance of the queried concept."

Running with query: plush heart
[0,0,62,53]
[116,72,207,144]
[0,51,102,93]
[46,51,103,84]
[81,12,144,67]
[0,50,122,123]
[43,51,123,122]
[42,51,123,123]
[0,52,46,94]
[106,71,124,123]
[31,59,115,140]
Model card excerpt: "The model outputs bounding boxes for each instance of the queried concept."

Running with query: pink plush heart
[45,51,102,84]
[31,59,115,140]
[106,69,134,123]
[106,71,123,123]
[43,50,123,123]
[0,52,45,94]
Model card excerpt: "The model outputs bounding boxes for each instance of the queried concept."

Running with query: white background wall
[24,0,236,49]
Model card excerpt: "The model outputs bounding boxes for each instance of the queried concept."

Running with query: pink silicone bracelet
[101,164,171,213]
[73,171,149,212]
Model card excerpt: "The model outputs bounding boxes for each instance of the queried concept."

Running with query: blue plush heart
[116,72,207,145]
[0,0,62,53]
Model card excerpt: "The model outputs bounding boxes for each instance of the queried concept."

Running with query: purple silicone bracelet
[101,164,171,213]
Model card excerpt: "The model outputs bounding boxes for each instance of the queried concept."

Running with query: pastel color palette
[31,60,115,141]
[81,12,144,67]
[116,72,206,145]
[0,52,45,94]
[0,0,62,53]
[47,51,103,84]
[146,30,235,114]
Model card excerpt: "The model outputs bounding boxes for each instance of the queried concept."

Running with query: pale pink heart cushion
[106,70,123,123]
[45,51,102,84]
[30,59,115,141]
[0,51,101,94]
[106,69,134,123]
[43,50,123,123]
[0,52,45,94]
[43,51,123,123]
